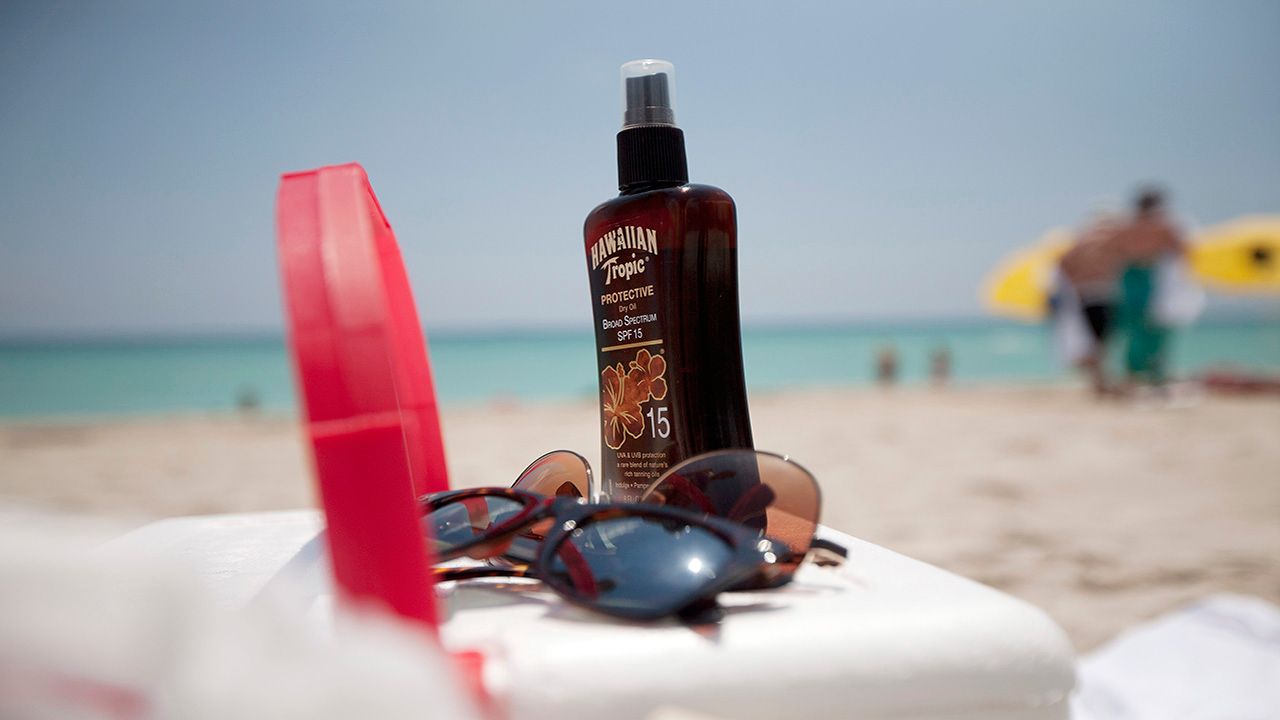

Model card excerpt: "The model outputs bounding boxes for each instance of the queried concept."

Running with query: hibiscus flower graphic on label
[601,362,645,450]
[629,349,668,401]
[601,348,669,450]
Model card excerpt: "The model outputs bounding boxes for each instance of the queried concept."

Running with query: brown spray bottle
[583,59,753,502]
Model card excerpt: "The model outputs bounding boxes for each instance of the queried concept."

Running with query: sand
[2,385,1276,651]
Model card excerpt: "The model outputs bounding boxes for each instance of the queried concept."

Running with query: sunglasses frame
[419,487,787,622]
[512,448,597,501]
[640,448,822,508]
[637,449,847,578]
[639,448,822,563]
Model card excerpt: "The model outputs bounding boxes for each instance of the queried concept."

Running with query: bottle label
[588,223,671,502]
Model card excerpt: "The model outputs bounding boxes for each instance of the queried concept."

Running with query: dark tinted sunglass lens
[513,450,591,499]
[543,514,735,616]
[425,494,527,555]
[642,451,819,559]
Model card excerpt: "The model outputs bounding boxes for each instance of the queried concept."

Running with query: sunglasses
[420,489,787,622]
[496,448,846,579]
[419,449,846,619]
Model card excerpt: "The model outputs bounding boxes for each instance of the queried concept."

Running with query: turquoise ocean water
[1,320,1277,418]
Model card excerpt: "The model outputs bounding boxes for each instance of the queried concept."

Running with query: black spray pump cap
[621,59,677,128]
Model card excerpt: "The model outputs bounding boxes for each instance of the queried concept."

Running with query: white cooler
[114,511,1076,720]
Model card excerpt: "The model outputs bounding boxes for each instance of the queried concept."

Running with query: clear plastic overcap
[621,59,676,129]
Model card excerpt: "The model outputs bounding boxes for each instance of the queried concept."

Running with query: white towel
[1073,594,1280,720]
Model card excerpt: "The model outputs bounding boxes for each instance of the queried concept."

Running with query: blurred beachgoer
[875,345,898,386]
[929,346,952,386]
[1057,214,1124,396]
[235,386,261,413]
[1110,187,1188,389]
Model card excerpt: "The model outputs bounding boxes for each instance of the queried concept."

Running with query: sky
[1,1,1278,336]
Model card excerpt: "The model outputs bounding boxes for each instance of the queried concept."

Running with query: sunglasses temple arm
[432,565,535,582]
[806,537,849,567]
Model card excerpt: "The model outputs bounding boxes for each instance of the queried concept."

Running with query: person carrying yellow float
[1057,213,1125,395]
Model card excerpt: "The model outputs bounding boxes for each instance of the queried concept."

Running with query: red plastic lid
[276,163,449,627]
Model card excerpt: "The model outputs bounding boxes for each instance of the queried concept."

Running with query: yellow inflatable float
[983,215,1280,321]
[981,228,1072,321]
[1189,215,1280,293]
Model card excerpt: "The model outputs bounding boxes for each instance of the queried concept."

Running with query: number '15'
[646,406,670,439]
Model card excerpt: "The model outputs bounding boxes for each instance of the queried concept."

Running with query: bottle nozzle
[621,59,676,128]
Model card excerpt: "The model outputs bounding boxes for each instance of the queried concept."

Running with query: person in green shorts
[1111,187,1187,388]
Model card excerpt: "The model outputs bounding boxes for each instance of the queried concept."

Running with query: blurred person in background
[929,345,952,387]
[1111,186,1188,391]
[875,345,899,386]
[1058,213,1125,396]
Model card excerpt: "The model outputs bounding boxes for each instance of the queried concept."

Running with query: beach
[2,385,1277,651]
